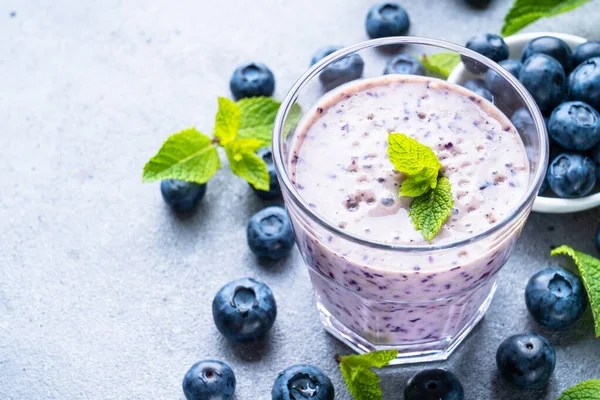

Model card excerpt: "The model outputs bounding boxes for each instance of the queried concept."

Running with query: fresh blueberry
[247,206,295,259]
[462,79,493,102]
[462,33,509,73]
[365,2,410,39]
[519,54,566,114]
[547,153,596,198]
[548,101,600,151]
[182,360,236,400]
[496,333,556,389]
[160,179,206,212]
[525,267,587,329]
[485,59,523,100]
[572,40,600,67]
[510,108,535,136]
[384,54,425,75]
[591,143,600,180]
[404,369,464,400]
[212,277,277,342]
[230,63,275,100]
[252,148,281,200]
[311,46,364,89]
[568,57,600,110]
[538,177,548,195]
[272,364,335,400]
[522,36,572,72]
[464,0,491,7]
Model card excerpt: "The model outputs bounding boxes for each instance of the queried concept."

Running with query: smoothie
[285,75,531,357]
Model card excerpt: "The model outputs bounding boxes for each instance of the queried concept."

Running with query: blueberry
[229,63,275,100]
[510,108,535,136]
[404,369,464,400]
[247,206,295,259]
[311,46,364,89]
[182,360,236,400]
[572,40,600,67]
[522,36,572,72]
[568,57,600,110]
[160,179,206,212]
[519,54,566,114]
[496,333,556,389]
[547,153,596,198]
[462,79,493,102]
[252,148,281,200]
[384,54,425,75]
[548,101,600,151]
[462,33,509,73]
[464,0,491,7]
[212,277,277,342]
[365,2,410,39]
[485,59,523,100]
[538,177,548,195]
[591,143,600,180]
[272,364,334,400]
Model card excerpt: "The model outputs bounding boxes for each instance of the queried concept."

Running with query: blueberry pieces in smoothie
[462,79,493,102]
[525,267,587,329]
[365,2,410,39]
[404,369,464,400]
[160,179,207,212]
[212,278,277,342]
[182,360,236,400]
[521,36,572,72]
[252,148,282,200]
[272,364,334,400]
[247,206,295,259]
[547,153,596,198]
[230,62,275,100]
[568,57,600,110]
[311,46,364,89]
[384,54,425,76]
[519,54,566,114]
[572,40,600,67]
[496,333,556,389]
[462,33,509,73]
[548,101,600,151]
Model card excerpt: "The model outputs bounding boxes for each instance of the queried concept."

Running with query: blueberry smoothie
[285,75,531,356]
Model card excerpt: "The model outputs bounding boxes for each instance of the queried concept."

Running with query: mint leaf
[388,133,441,177]
[502,0,591,36]
[401,167,439,197]
[237,97,281,146]
[338,350,397,400]
[551,245,600,336]
[225,138,270,191]
[420,53,461,79]
[142,128,220,184]
[213,97,240,146]
[409,177,454,242]
[558,379,600,400]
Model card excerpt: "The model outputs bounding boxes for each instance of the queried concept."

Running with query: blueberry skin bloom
[404,369,464,400]
[519,54,566,114]
[365,2,410,39]
[160,179,206,212]
[521,36,572,72]
[384,54,425,75]
[230,62,275,100]
[462,33,509,73]
[496,333,556,389]
[272,364,334,400]
[547,153,596,198]
[548,101,600,151]
[568,57,600,110]
[182,360,236,400]
[525,267,587,329]
[572,40,600,67]
[310,46,364,89]
[212,278,277,342]
[252,148,281,200]
[247,206,295,259]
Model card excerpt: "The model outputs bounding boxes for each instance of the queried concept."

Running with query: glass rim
[272,36,548,252]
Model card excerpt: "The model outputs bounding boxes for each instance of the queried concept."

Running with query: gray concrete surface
[1,0,600,399]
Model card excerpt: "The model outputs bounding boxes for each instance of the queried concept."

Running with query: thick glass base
[317,282,497,365]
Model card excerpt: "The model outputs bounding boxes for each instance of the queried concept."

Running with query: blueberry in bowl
[547,101,600,151]
[572,40,600,67]
[519,54,566,114]
[384,54,425,76]
[568,57,600,110]
[160,179,207,212]
[462,33,509,73]
[311,46,364,89]
[547,153,596,198]
[272,364,334,400]
[521,35,572,72]
[462,79,493,102]
[365,2,410,39]
[252,147,281,200]
[247,206,295,259]
[182,360,236,400]
[592,143,600,180]
[230,62,275,100]
[404,369,464,400]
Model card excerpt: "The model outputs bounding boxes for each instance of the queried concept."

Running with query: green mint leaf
[338,350,397,400]
[237,97,281,146]
[400,167,439,197]
[388,133,441,176]
[551,245,600,336]
[558,379,600,400]
[409,177,454,242]
[502,0,591,36]
[213,97,240,146]
[420,53,461,79]
[225,138,270,191]
[142,128,220,184]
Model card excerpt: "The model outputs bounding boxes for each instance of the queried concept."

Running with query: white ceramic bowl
[449,32,600,214]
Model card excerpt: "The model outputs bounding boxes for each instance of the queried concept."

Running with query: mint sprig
[387,133,453,241]
[558,379,600,400]
[502,0,592,36]
[420,53,461,79]
[336,350,397,400]
[551,245,600,337]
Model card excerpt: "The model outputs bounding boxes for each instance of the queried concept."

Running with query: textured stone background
[1,0,600,399]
